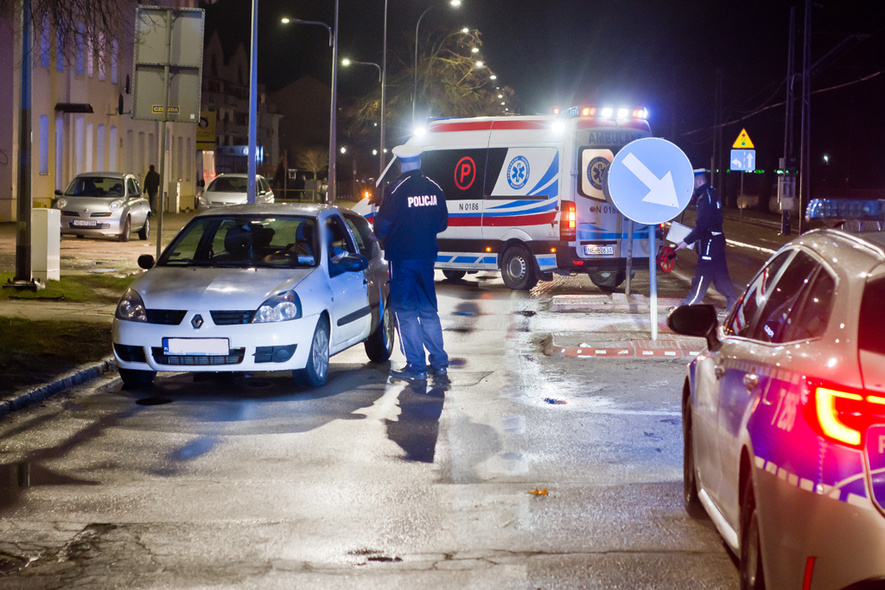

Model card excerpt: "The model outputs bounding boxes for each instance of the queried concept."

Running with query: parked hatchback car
[112,204,394,388]
[55,172,151,241]
[669,228,885,589]
[197,173,274,209]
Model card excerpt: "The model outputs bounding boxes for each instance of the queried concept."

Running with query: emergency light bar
[559,105,648,120]
[805,198,885,222]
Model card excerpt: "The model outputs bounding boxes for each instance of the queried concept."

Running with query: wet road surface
[0,265,754,589]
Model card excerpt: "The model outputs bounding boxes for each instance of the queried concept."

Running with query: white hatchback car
[669,227,885,590]
[112,204,394,388]
[197,173,275,209]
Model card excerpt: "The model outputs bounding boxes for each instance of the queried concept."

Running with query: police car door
[324,213,371,350]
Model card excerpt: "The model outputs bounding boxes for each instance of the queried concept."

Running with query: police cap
[392,144,423,163]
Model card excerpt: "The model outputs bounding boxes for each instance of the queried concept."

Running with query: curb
[0,356,117,419]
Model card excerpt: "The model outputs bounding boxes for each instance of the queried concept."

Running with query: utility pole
[780,6,796,235]
[798,0,811,233]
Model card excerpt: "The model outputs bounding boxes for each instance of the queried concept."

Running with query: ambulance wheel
[501,245,538,291]
[589,270,626,292]
[443,270,466,281]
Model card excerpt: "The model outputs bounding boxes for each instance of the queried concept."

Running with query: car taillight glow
[810,380,885,448]
[560,201,576,241]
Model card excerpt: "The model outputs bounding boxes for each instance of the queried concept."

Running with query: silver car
[669,228,885,589]
[55,172,151,242]
[197,173,275,209]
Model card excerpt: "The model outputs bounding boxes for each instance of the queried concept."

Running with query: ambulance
[356,106,658,291]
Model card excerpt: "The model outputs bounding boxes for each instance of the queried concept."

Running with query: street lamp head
[450,0,462,6]
[281,17,290,24]
[461,27,469,33]
[475,61,484,68]
[490,75,497,80]
[471,47,479,53]
[341,58,351,66]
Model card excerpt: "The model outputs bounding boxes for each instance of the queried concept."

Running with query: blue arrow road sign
[607,137,694,225]
[730,149,756,171]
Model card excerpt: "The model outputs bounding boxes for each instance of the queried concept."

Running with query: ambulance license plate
[584,244,615,256]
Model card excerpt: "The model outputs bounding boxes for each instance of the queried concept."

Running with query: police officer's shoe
[428,366,448,377]
[390,364,427,382]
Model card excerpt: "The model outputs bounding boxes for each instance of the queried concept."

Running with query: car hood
[129,266,316,310]
[203,191,248,205]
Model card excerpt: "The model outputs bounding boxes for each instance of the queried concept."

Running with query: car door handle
[714,366,725,379]
[743,373,759,391]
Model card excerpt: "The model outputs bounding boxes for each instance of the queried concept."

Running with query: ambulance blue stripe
[527,152,559,195]
[483,201,557,217]
[530,178,559,198]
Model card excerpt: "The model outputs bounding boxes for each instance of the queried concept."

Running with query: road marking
[726,238,777,255]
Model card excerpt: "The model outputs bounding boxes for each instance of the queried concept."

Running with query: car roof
[192,203,339,218]
[791,228,885,274]
[211,173,267,180]
[73,172,128,179]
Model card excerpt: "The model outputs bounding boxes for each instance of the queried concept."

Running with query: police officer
[676,169,739,310]
[374,144,449,381]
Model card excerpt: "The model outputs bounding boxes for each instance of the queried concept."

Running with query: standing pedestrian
[144,164,160,213]
[373,144,449,381]
[675,168,739,311]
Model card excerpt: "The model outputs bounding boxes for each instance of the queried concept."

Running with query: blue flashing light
[806,199,885,221]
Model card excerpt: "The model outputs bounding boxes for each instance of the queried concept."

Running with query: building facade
[0,0,201,221]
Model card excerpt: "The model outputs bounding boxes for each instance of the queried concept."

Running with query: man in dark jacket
[144,164,160,213]
[676,169,739,310]
[374,144,449,381]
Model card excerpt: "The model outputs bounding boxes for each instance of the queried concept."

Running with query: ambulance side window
[420,148,488,201]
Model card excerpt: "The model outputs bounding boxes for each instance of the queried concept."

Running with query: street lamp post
[412,0,462,126]
[380,0,388,178]
[281,2,339,203]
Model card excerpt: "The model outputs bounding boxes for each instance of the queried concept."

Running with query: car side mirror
[667,304,721,350]
[137,254,155,270]
[333,253,369,273]
[54,189,62,196]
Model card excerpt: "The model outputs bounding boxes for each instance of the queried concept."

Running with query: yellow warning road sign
[733,128,755,149]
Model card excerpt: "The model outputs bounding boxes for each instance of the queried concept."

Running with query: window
[110,39,118,83]
[86,31,93,77]
[325,215,357,275]
[127,178,138,196]
[97,33,105,81]
[752,251,819,343]
[85,123,94,172]
[342,211,375,259]
[55,116,64,188]
[56,28,64,71]
[727,250,794,338]
[109,126,118,171]
[40,16,50,67]
[96,124,105,170]
[781,269,835,342]
[858,278,885,355]
[76,23,85,75]
[74,116,85,174]
[39,116,49,174]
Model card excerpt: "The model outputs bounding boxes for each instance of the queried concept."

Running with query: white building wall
[1,0,201,221]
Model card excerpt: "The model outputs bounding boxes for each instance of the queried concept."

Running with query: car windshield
[65,176,125,198]
[207,176,248,193]
[158,215,319,269]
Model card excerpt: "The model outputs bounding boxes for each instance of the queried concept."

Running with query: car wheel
[501,244,538,290]
[740,476,766,590]
[118,216,131,242]
[365,302,395,362]
[589,271,626,292]
[138,215,150,240]
[443,270,466,281]
[294,315,330,388]
[683,396,708,519]
[119,368,156,388]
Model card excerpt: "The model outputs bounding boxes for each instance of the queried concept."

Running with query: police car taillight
[807,379,885,447]
[560,201,576,241]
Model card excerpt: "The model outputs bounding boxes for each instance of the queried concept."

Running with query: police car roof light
[806,198,885,222]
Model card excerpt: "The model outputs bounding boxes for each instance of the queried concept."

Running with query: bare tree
[343,28,517,140]
[1,0,129,65]
[295,147,329,180]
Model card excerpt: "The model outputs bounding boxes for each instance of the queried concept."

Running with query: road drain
[136,397,173,406]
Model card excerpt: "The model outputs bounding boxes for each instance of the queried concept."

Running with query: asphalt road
[0,212,785,588]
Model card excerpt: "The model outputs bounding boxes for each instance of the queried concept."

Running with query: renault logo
[191,314,203,329]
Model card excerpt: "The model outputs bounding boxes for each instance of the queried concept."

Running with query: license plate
[72,219,99,227]
[163,338,230,356]
[584,244,615,256]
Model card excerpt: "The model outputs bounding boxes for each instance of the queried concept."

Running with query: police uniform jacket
[374,169,448,261]
[683,183,726,265]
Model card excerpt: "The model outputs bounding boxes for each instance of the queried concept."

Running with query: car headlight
[55,197,67,209]
[253,291,302,323]
[115,288,147,322]
[109,200,123,211]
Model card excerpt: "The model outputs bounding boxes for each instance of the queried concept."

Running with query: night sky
[203,0,885,192]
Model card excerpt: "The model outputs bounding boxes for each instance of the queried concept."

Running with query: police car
[668,213,885,588]
[112,204,394,388]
